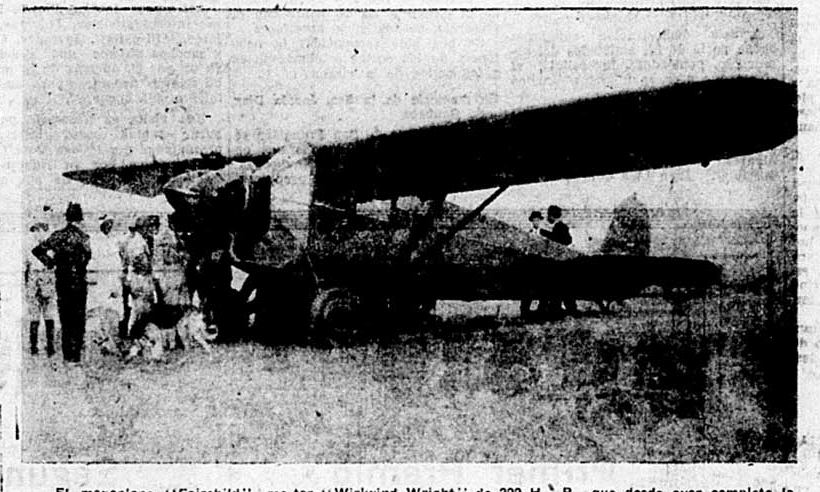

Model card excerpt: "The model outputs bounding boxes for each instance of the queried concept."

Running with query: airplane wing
[63,152,275,198]
[312,77,796,202]
[64,77,796,201]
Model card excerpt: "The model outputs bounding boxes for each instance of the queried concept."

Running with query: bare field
[21,291,794,463]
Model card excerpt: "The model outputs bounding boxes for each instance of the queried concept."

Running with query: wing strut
[412,185,510,263]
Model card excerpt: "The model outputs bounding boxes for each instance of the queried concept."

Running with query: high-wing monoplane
[64,77,797,343]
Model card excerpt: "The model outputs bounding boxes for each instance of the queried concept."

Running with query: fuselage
[162,145,721,309]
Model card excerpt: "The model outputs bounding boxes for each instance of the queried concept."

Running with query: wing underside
[312,77,796,202]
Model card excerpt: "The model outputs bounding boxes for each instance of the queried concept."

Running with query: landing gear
[597,299,622,313]
[309,287,365,345]
[307,286,434,345]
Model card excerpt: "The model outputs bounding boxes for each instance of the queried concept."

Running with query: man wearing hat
[121,215,159,343]
[521,206,576,320]
[541,204,577,317]
[541,205,572,246]
[86,215,126,355]
[25,221,56,356]
[521,210,547,319]
[32,202,92,363]
[528,210,545,238]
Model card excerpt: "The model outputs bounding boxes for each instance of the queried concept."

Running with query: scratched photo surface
[21,8,796,462]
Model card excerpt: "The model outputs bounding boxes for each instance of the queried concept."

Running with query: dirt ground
[21,294,793,463]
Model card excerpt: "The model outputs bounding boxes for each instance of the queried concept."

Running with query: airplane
[64,76,797,344]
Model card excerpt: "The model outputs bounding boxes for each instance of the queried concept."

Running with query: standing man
[121,215,158,342]
[540,205,572,246]
[118,222,137,338]
[87,216,125,354]
[91,216,125,312]
[521,210,546,319]
[540,205,577,317]
[25,222,56,356]
[32,202,91,363]
[154,214,192,307]
[527,210,545,238]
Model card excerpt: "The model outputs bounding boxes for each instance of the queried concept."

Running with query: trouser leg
[66,312,83,362]
[60,316,71,361]
[73,289,87,361]
[29,320,39,355]
[119,284,131,339]
[58,294,69,360]
[130,299,149,340]
[67,313,79,361]
[58,286,86,362]
[45,319,55,356]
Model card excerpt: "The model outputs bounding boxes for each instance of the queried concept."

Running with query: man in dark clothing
[541,205,572,246]
[32,202,92,363]
[521,210,546,319]
[541,205,577,318]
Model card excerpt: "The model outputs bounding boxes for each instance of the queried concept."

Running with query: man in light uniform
[25,222,56,356]
[121,216,157,343]
[153,214,191,307]
[86,216,126,355]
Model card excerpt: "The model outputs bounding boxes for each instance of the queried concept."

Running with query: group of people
[26,202,214,363]
[521,204,578,320]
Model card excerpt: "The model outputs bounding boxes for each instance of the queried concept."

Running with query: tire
[309,287,363,344]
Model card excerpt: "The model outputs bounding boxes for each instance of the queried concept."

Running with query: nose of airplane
[163,170,211,219]
[163,161,259,217]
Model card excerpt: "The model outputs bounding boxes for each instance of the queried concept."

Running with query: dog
[126,305,218,361]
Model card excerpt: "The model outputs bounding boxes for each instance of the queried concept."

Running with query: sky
[22,8,797,215]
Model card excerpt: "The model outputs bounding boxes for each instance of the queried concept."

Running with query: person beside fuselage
[521,210,547,320]
[520,205,577,320]
[540,205,577,318]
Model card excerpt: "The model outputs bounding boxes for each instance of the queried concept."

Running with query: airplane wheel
[599,300,622,313]
[309,287,363,344]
